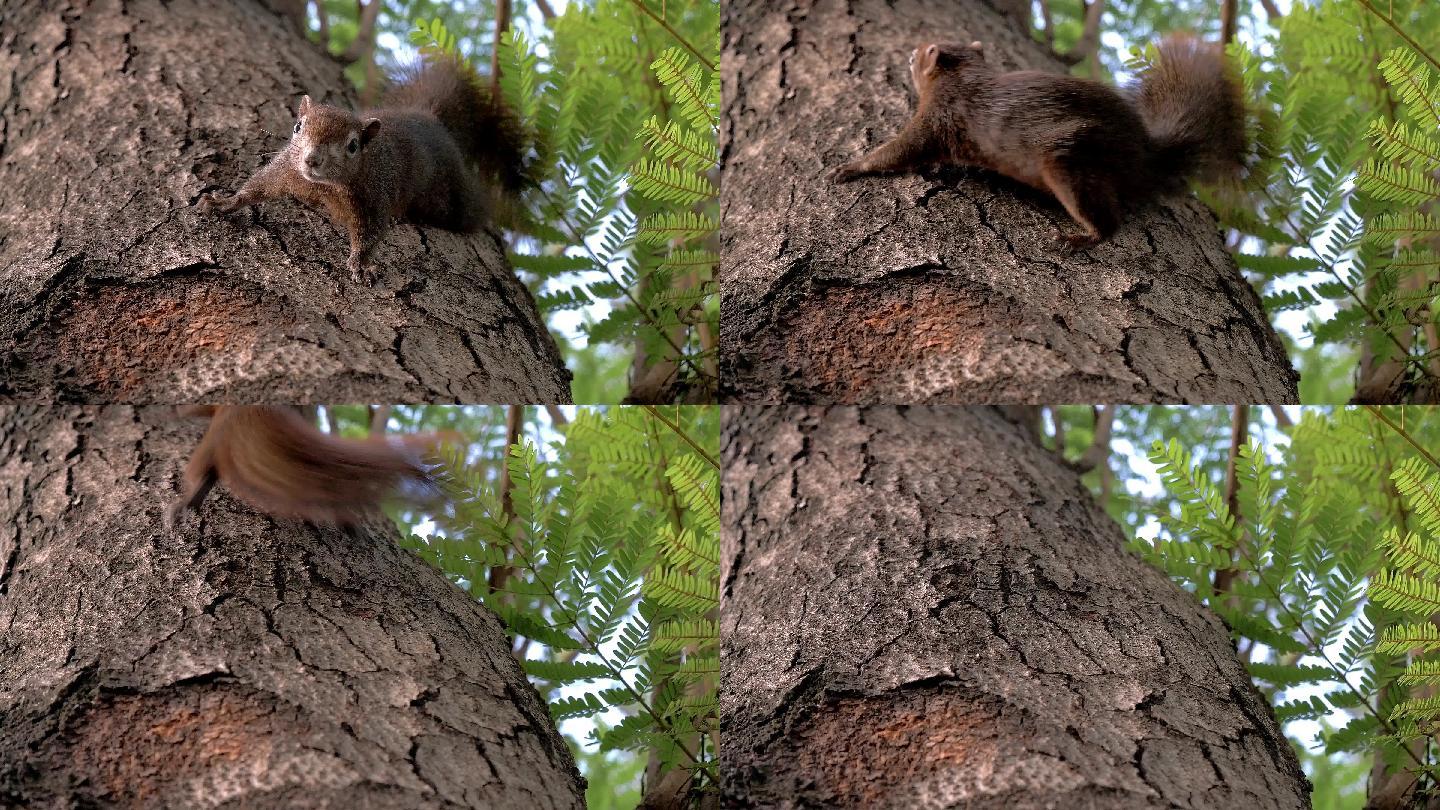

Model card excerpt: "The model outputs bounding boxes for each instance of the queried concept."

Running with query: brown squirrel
[833,36,1246,249]
[199,56,533,282]
[164,405,452,529]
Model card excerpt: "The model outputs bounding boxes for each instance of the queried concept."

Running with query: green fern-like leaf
[1378,621,1440,655]
[631,159,717,206]
[1370,568,1440,616]
[639,210,717,246]
[640,116,717,171]
[1359,158,1440,205]
[1379,47,1440,130]
[651,47,718,132]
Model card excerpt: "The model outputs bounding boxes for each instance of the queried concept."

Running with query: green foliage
[1206,3,1440,403]
[1351,44,1440,395]
[1368,455,1440,744]
[1137,407,1440,795]
[1193,4,1375,404]
[404,406,720,801]
[487,2,719,402]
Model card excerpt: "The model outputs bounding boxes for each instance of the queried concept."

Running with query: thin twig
[491,0,512,93]
[642,406,718,470]
[1269,404,1294,429]
[1212,405,1248,603]
[1367,405,1440,471]
[545,405,569,426]
[1355,0,1440,75]
[624,0,715,72]
[489,406,524,597]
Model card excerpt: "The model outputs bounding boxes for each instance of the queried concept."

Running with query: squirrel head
[289,95,381,187]
[910,41,987,97]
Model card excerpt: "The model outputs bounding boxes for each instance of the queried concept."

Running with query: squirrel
[164,405,452,529]
[833,35,1246,250]
[198,55,534,282]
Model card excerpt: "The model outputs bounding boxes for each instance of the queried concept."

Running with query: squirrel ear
[361,118,381,145]
[298,95,312,118]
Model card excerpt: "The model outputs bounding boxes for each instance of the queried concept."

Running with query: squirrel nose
[305,154,321,169]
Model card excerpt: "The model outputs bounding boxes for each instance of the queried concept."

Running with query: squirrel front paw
[831,164,864,184]
[198,192,235,215]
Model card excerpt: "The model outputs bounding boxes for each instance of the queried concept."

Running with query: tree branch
[491,0,513,92]
[625,0,715,72]
[1068,406,1114,475]
[339,0,382,65]
[1212,405,1248,603]
[1220,0,1238,45]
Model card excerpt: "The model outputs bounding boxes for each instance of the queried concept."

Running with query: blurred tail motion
[165,405,455,529]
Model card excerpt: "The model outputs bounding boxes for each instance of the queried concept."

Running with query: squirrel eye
[347,137,359,154]
[293,120,302,134]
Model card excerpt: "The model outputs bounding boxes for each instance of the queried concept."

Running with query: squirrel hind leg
[1039,160,1120,251]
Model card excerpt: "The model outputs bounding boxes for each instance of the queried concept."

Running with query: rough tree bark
[0,0,571,403]
[0,404,586,809]
[719,0,1299,404]
[721,406,1311,808]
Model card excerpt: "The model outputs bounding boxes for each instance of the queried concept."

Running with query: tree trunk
[0,0,571,403]
[0,404,586,809]
[718,0,1298,405]
[720,406,1310,808]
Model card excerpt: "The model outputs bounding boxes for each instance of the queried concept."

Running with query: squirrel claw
[163,501,184,534]
[347,256,368,285]
[831,166,862,184]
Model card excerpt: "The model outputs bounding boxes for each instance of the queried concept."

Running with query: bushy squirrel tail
[384,54,541,206]
[1132,34,1247,187]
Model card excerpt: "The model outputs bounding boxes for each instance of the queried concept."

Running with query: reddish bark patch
[773,277,1002,401]
[64,685,287,809]
[789,688,1009,807]
[53,283,272,395]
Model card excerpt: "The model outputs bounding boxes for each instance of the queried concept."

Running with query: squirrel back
[1129,34,1247,186]
[171,405,450,527]
[382,55,537,202]
[833,37,1248,248]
